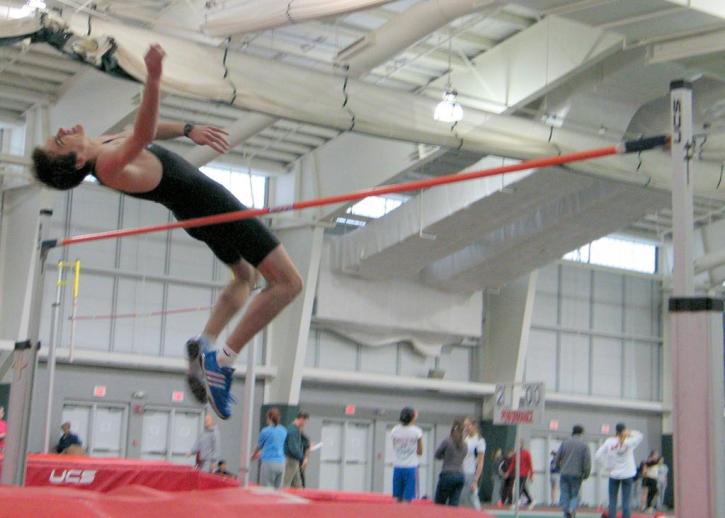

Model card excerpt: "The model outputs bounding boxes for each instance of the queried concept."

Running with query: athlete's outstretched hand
[144,43,166,81]
[188,125,230,154]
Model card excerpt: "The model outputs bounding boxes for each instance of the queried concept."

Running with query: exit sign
[172,391,184,402]
[93,385,106,398]
[601,424,610,434]
[549,419,559,431]
[345,404,356,416]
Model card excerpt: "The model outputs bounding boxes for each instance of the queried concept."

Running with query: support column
[264,225,324,405]
[668,79,725,517]
[481,271,538,392]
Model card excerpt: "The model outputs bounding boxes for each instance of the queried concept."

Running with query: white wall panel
[526,329,557,391]
[305,330,318,367]
[560,267,590,329]
[318,331,357,371]
[533,291,558,326]
[591,337,622,397]
[115,279,164,355]
[119,198,168,275]
[399,343,436,378]
[624,341,654,400]
[592,300,622,332]
[559,333,589,395]
[69,187,119,270]
[625,307,653,337]
[437,346,471,382]
[359,344,397,376]
[168,229,215,280]
[72,274,114,351]
[163,284,212,356]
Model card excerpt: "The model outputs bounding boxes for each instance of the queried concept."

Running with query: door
[61,402,127,457]
[319,419,372,491]
[140,407,203,464]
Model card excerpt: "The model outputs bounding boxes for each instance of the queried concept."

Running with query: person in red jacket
[505,440,536,509]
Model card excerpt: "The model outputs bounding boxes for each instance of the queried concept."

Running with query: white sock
[216,344,238,367]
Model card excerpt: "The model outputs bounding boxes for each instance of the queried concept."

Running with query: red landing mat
[0,453,238,492]
[0,485,494,518]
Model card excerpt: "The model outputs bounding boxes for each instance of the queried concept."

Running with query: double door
[61,402,127,457]
[319,419,372,491]
[140,407,204,465]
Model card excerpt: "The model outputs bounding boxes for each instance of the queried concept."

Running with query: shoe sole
[186,340,207,404]
[200,353,231,421]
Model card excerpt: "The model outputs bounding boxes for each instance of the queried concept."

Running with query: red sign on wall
[93,386,106,398]
[549,419,559,431]
[601,424,610,435]
[344,404,356,416]
[172,391,184,403]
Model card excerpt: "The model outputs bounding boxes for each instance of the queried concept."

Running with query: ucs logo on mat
[48,469,96,485]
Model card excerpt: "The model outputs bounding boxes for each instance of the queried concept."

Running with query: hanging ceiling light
[434,30,464,123]
[434,88,464,123]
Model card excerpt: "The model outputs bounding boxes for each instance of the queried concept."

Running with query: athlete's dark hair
[399,407,415,425]
[31,147,93,190]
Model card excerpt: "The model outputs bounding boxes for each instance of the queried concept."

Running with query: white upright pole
[514,425,521,518]
[239,337,256,486]
[238,289,260,487]
[42,261,65,453]
[2,209,53,485]
[668,80,725,518]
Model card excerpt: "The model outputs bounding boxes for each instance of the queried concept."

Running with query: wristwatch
[183,123,194,138]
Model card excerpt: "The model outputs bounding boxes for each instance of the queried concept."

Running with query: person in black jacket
[55,422,82,453]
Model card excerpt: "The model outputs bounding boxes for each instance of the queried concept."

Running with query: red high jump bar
[49,135,668,249]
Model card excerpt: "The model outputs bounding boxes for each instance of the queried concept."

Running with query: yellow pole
[69,259,80,362]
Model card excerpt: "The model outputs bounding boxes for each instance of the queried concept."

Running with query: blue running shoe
[186,337,209,404]
[201,350,235,420]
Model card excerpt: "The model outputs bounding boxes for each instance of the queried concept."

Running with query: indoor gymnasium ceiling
[1,0,725,289]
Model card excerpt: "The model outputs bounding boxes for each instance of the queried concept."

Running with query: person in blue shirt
[252,407,288,489]
[55,422,82,454]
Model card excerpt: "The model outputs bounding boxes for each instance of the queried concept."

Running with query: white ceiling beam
[648,26,725,64]
[0,62,69,83]
[338,0,498,78]
[0,72,59,94]
[0,84,50,104]
[160,140,286,175]
[246,136,312,156]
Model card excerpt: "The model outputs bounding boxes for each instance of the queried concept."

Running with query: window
[200,165,267,208]
[336,195,406,227]
[564,236,657,274]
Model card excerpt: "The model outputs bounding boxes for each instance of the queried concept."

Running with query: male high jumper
[31,44,303,419]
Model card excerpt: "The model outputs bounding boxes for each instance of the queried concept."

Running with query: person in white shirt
[595,423,643,518]
[460,417,485,510]
[390,407,423,502]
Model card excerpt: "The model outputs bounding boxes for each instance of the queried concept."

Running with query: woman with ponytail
[433,419,468,506]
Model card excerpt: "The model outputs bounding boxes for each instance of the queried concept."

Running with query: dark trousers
[517,476,532,504]
[643,477,658,508]
[435,471,465,506]
[560,474,583,515]
[503,477,515,503]
[608,477,633,518]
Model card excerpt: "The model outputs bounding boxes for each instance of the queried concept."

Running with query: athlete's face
[43,125,94,172]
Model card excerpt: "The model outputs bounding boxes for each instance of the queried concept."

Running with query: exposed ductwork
[2,12,724,199]
[201,0,395,37]
[337,0,498,78]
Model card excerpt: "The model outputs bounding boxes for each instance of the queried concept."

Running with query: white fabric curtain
[202,0,394,37]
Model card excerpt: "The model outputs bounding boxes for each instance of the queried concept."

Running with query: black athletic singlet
[93,143,279,266]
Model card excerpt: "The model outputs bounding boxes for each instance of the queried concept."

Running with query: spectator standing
[501,449,516,505]
[55,422,82,454]
[299,432,311,488]
[595,423,642,518]
[390,407,423,502]
[490,449,505,506]
[434,419,468,506]
[656,457,669,510]
[505,440,535,509]
[555,425,591,518]
[550,450,560,505]
[192,414,221,472]
[283,411,309,488]
[0,406,6,454]
[642,450,660,512]
[460,417,485,509]
[253,407,287,489]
